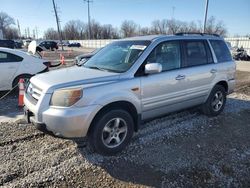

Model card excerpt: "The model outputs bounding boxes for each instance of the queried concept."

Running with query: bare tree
[205,16,227,36]
[120,20,138,38]
[139,26,151,35]
[63,20,79,40]
[0,12,15,38]
[43,16,228,40]
[4,27,19,39]
[90,20,102,39]
[166,19,182,34]
[151,19,168,34]
[101,24,119,39]
[63,20,88,40]
[0,12,14,30]
[44,28,59,40]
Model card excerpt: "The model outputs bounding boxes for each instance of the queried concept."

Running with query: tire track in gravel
[0,121,44,145]
[1,91,249,187]
[135,111,199,140]
[4,155,140,188]
[0,135,78,186]
[128,94,250,149]
[0,132,45,147]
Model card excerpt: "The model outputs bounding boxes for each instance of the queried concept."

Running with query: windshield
[84,40,151,73]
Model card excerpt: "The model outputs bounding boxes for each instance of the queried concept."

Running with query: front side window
[210,40,232,62]
[0,51,23,63]
[146,41,181,71]
[183,40,212,67]
[84,40,151,73]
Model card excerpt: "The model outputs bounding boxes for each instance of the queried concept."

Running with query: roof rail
[175,32,220,37]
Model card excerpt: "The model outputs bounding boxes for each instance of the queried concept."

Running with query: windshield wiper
[85,66,103,71]
[85,65,121,73]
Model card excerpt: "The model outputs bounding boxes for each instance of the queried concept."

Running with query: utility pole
[35,26,38,39]
[84,0,93,39]
[203,0,209,33]
[27,27,30,38]
[52,0,63,50]
[32,29,36,39]
[24,28,27,38]
[172,6,175,20]
[17,19,21,39]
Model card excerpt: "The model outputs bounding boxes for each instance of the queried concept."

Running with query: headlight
[50,87,82,107]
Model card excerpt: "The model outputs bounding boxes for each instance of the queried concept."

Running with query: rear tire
[88,109,134,155]
[202,85,226,116]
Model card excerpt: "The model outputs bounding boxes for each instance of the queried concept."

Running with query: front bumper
[228,79,236,94]
[24,93,102,138]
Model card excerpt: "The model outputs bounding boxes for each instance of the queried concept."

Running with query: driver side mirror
[145,63,162,74]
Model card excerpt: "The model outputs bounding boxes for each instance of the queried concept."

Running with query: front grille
[26,83,42,104]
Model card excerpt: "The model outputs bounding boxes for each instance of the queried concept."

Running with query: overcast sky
[1,0,250,37]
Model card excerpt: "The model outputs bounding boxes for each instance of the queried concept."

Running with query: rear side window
[0,51,23,63]
[183,40,213,67]
[210,40,232,62]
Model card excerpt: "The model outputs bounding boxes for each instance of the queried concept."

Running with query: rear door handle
[175,75,186,80]
[210,69,217,73]
[8,66,16,69]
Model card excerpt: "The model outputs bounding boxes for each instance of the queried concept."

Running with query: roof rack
[175,32,220,37]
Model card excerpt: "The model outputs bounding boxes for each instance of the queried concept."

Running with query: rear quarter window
[0,51,23,63]
[210,40,232,62]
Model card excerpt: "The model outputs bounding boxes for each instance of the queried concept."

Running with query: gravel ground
[0,62,250,187]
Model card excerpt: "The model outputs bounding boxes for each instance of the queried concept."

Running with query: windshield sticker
[130,45,147,50]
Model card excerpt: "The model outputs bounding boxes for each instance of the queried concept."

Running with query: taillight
[43,62,51,67]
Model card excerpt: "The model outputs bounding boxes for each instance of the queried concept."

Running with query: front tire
[88,109,134,155]
[202,85,226,116]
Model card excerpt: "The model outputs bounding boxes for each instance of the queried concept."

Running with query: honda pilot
[24,33,235,155]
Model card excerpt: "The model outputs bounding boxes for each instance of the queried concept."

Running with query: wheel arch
[12,73,33,88]
[214,80,228,93]
[87,100,140,136]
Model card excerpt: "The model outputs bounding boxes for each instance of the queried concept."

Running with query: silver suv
[24,33,235,155]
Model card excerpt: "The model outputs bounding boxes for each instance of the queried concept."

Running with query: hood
[30,66,120,93]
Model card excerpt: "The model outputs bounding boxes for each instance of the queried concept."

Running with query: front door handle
[175,75,186,80]
[210,69,217,73]
[8,66,16,69]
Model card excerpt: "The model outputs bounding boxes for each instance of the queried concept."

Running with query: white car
[0,47,49,91]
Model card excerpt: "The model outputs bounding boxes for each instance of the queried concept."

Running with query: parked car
[24,33,235,155]
[23,39,32,48]
[0,40,15,49]
[0,47,50,91]
[68,42,81,47]
[38,40,58,51]
[232,46,250,61]
[58,40,70,46]
[14,40,23,49]
[75,48,103,66]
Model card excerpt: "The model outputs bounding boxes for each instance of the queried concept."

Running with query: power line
[52,0,63,50]
[84,0,93,39]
